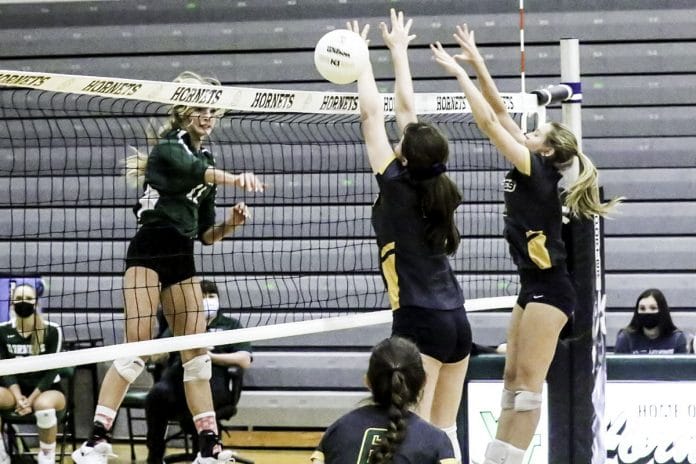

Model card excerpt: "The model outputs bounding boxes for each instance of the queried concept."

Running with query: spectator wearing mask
[614,288,687,354]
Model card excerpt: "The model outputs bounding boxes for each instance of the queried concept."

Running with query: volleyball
[314,29,369,85]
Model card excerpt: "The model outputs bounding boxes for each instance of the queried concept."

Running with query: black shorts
[516,267,577,317]
[392,305,472,363]
[125,225,196,289]
[18,382,63,397]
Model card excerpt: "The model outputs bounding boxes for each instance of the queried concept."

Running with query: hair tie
[410,162,447,181]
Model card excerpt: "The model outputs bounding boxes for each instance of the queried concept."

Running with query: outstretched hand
[430,41,466,77]
[452,24,484,64]
[234,172,265,193]
[346,20,370,46]
[380,8,416,51]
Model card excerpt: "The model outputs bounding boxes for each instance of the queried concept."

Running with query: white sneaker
[192,449,237,463]
[37,452,56,464]
[71,441,117,464]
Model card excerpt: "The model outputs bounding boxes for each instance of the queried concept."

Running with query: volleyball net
[0,70,543,375]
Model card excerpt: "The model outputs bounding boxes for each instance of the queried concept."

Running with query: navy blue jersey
[503,152,566,270]
[311,405,456,464]
[134,129,217,240]
[614,329,688,354]
[372,158,464,310]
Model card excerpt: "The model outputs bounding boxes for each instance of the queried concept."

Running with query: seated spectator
[310,336,456,464]
[614,288,687,354]
[0,283,66,464]
[145,280,252,464]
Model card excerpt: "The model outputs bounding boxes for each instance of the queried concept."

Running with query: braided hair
[367,337,426,464]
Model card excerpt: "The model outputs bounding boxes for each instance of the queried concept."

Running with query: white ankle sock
[483,439,525,464]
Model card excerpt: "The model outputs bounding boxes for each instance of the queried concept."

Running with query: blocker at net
[0,70,543,374]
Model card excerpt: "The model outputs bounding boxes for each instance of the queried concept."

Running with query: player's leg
[505,302,567,448]
[0,387,15,464]
[484,303,567,464]
[32,389,66,464]
[415,354,441,422]
[482,305,526,464]
[162,277,232,463]
[429,356,469,462]
[428,308,472,462]
[493,305,524,442]
[73,266,160,463]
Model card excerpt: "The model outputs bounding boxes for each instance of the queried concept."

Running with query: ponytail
[565,151,623,219]
[417,174,463,255]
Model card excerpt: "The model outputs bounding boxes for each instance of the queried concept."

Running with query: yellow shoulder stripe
[518,147,531,176]
[376,155,396,175]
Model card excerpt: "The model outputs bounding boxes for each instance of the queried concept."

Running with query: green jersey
[0,319,63,391]
[134,129,217,239]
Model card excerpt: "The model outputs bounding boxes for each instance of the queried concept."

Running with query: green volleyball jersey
[0,320,63,391]
[134,129,217,239]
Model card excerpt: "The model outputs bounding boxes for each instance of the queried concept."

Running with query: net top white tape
[0,69,539,116]
[0,296,516,376]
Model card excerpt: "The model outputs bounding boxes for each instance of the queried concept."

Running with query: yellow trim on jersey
[376,155,397,175]
[526,230,552,269]
[380,242,399,310]
[309,450,324,462]
[518,147,531,176]
[440,459,458,464]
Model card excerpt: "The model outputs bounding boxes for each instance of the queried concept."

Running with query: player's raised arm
[380,8,418,133]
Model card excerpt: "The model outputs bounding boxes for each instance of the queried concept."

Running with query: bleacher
[1,0,695,437]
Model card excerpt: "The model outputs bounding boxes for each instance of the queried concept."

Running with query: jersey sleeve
[613,329,631,354]
[674,331,688,354]
[311,422,338,463]
[36,324,63,391]
[433,429,457,463]
[148,141,210,193]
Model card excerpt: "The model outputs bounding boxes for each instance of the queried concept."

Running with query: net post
[560,38,583,150]
[556,36,606,464]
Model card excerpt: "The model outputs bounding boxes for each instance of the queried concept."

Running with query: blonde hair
[124,71,222,187]
[546,122,623,219]
[12,284,45,356]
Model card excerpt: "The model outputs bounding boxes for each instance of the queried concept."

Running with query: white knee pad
[35,408,57,429]
[113,356,145,384]
[500,388,515,410]
[183,354,212,382]
[514,390,542,412]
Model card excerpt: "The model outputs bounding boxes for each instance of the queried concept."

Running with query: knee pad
[113,356,145,384]
[183,354,212,382]
[514,390,542,412]
[500,388,515,410]
[35,408,57,429]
